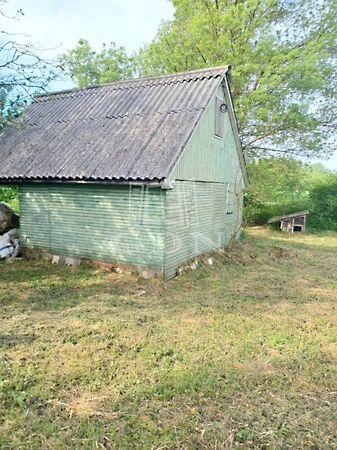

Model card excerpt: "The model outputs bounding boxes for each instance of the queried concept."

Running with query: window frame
[214,95,225,138]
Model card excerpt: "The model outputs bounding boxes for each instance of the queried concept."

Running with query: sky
[311,154,337,171]
[3,0,174,93]
[4,0,174,53]
[2,0,336,169]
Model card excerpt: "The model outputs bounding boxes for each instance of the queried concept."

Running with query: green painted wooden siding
[164,86,245,277]
[172,86,244,189]
[20,183,165,269]
[164,180,242,278]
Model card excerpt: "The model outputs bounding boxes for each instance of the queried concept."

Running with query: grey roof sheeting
[0,66,229,182]
[268,210,309,224]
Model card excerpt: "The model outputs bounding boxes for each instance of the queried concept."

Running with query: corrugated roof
[0,66,229,182]
[268,210,309,223]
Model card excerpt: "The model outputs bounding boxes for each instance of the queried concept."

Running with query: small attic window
[215,96,225,138]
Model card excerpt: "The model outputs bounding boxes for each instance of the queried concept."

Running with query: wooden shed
[268,211,309,233]
[0,66,247,278]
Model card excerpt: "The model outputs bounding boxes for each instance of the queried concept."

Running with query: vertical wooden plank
[164,180,227,278]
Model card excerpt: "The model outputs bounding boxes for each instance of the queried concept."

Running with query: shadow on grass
[0,333,37,348]
[0,260,141,311]
[1,228,337,314]
[1,260,95,284]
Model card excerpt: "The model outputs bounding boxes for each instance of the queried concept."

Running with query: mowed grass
[0,227,337,449]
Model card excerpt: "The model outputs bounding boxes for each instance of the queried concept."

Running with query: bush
[309,181,337,231]
[244,158,311,225]
[244,158,336,231]
[0,186,19,212]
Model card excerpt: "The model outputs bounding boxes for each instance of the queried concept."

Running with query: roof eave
[0,177,165,186]
[268,210,310,223]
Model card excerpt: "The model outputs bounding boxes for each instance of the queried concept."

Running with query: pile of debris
[0,203,20,260]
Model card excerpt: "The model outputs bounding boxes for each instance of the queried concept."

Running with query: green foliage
[0,87,13,129]
[0,186,19,212]
[136,0,337,158]
[245,158,310,224]
[244,157,337,230]
[0,86,27,131]
[60,39,135,87]
[310,178,337,231]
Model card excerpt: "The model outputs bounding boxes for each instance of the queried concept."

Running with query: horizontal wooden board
[20,183,165,269]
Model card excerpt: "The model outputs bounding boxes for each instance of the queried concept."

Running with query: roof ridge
[34,79,203,104]
[34,65,229,101]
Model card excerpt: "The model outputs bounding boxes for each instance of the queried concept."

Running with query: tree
[60,39,135,87]
[0,0,59,129]
[0,86,21,129]
[136,0,337,159]
[244,157,334,226]
[0,0,58,208]
[310,176,337,231]
[244,158,311,223]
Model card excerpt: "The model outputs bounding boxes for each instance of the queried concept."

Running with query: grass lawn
[0,227,336,449]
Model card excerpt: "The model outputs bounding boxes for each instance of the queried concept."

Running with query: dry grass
[0,227,337,449]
